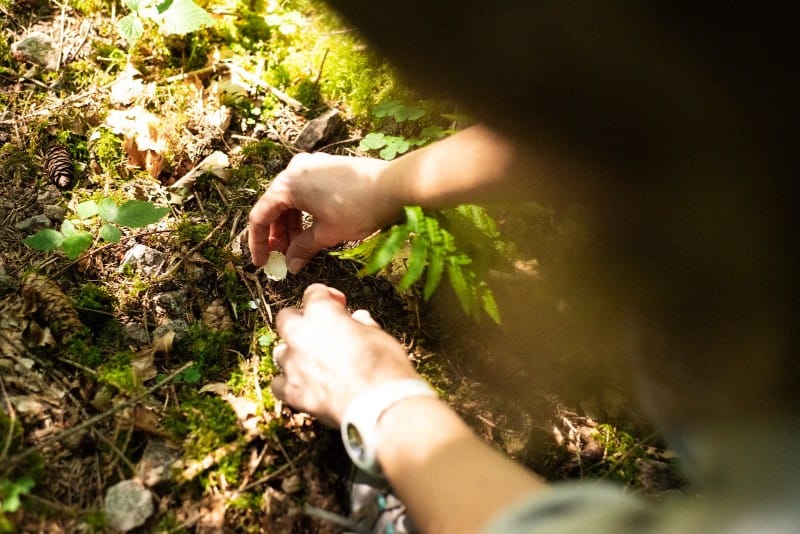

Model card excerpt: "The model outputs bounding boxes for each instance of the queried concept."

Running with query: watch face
[346,423,366,460]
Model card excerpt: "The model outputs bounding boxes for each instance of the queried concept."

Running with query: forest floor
[1,1,684,532]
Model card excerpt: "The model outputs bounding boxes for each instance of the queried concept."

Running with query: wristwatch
[340,379,437,477]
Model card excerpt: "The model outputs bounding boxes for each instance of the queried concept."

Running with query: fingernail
[287,259,304,274]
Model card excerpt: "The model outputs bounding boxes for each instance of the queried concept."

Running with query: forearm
[376,396,545,533]
[381,125,573,210]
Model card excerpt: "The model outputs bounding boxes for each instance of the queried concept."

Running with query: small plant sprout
[24,198,169,259]
[117,0,215,46]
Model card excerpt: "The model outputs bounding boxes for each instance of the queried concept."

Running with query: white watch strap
[340,378,437,477]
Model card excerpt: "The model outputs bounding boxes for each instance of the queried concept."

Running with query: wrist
[340,378,437,477]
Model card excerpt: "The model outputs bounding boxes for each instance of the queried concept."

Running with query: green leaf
[398,237,428,292]
[61,231,94,259]
[423,248,445,300]
[373,100,425,122]
[124,0,144,11]
[97,198,119,223]
[157,0,215,35]
[359,132,387,150]
[23,229,64,251]
[363,226,407,274]
[60,219,78,236]
[447,259,477,320]
[76,200,99,220]
[117,13,145,44]
[403,205,424,234]
[100,223,123,243]
[379,137,410,160]
[479,283,501,324]
[258,332,275,347]
[115,200,169,228]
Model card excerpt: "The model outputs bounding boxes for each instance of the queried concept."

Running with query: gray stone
[153,289,188,319]
[15,214,51,231]
[152,319,190,343]
[136,438,182,486]
[294,109,343,151]
[119,244,166,276]
[11,32,60,71]
[43,204,67,222]
[104,479,154,532]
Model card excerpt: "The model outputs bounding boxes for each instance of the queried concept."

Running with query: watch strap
[340,378,437,477]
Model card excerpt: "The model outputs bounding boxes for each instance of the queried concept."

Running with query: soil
[0,2,684,532]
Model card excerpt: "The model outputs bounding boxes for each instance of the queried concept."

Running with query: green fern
[333,205,507,323]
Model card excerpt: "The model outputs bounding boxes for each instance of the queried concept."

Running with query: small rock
[136,438,182,487]
[104,479,154,532]
[37,185,62,204]
[153,289,188,319]
[152,319,189,343]
[120,319,150,347]
[294,109,343,151]
[15,214,51,231]
[119,244,166,276]
[43,204,67,222]
[11,32,60,71]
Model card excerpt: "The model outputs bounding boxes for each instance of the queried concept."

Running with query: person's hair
[329,1,799,425]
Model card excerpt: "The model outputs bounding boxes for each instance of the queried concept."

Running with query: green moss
[591,423,647,484]
[163,394,239,457]
[97,351,136,392]
[64,334,104,368]
[184,323,237,378]
[176,219,213,244]
[0,144,39,185]
[72,282,117,333]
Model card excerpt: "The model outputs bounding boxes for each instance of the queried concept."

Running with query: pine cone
[44,143,74,190]
[21,273,84,340]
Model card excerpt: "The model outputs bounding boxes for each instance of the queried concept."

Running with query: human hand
[270,284,419,426]
[248,152,402,272]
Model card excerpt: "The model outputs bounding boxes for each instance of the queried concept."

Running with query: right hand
[248,152,403,272]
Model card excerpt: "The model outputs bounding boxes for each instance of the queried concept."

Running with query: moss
[163,394,239,457]
[60,60,105,92]
[0,144,39,185]
[183,322,237,379]
[97,351,136,392]
[590,423,648,484]
[64,334,104,368]
[176,219,213,244]
[72,282,117,333]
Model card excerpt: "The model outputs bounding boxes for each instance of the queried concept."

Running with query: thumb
[285,225,326,273]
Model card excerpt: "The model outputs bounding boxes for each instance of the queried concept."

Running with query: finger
[268,213,289,254]
[276,308,304,339]
[301,283,349,315]
[285,208,304,243]
[270,374,287,401]
[284,225,333,274]
[272,342,288,368]
[248,191,290,266]
[351,309,380,328]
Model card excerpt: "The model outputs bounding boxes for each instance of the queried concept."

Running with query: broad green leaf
[61,231,94,259]
[359,132,387,150]
[379,137,410,160]
[398,237,428,292]
[364,226,406,274]
[423,248,444,301]
[76,200,99,220]
[373,100,425,122]
[98,198,119,223]
[258,332,275,347]
[61,219,79,236]
[117,13,145,44]
[23,229,64,251]
[124,0,144,11]
[100,223,123,243]
[157,0,215,35]
[115,200,169,228]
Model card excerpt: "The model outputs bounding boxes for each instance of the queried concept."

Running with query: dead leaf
[152,330,175,354]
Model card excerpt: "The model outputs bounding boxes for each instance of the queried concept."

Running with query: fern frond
[398,237,429,291]
[446,256,478,320]
[423,247,445,301]
[363,224,407,274]
[479,282,501,324]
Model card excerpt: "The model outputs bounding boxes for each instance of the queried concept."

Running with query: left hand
[271,284,420,426]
